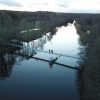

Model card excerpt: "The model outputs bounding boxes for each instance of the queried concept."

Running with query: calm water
[0,24,80,100]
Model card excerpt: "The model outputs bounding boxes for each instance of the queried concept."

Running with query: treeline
[75,13,100,45]
[0,10,21,40]
[0,10,73,41]
[1,10,100,27]
[0,10,100,42]
[75,10,100,100]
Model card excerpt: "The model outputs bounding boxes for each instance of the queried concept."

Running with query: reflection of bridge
[14,52,79,70]
[0,43,80,70]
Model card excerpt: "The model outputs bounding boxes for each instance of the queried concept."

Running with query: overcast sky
[0,0,100,13]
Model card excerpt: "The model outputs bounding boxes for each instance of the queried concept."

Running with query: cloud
[0,0,22,7]
[0,0,100,13]
[67,1,100,12]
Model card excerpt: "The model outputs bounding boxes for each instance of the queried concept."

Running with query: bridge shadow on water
[0,42,80,80]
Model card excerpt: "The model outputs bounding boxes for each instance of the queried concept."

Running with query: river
[0,23,80,100]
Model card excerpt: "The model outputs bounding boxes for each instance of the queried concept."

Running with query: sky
[0,0,100,13]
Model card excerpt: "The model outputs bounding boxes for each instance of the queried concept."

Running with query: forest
[0,10,100,42]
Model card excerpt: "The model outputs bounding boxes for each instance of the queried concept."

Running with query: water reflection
[0,23,80,100]
[0,30,56,79]
[0,46,19,80]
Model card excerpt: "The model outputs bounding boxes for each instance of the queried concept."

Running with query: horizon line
[0,9,100,14]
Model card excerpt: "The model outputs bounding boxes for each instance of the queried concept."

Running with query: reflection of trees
[22,31,56,55]
[0,49,16,80]
[77,17,100,100]
[0,26,56,79]
[0,40,23,80]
